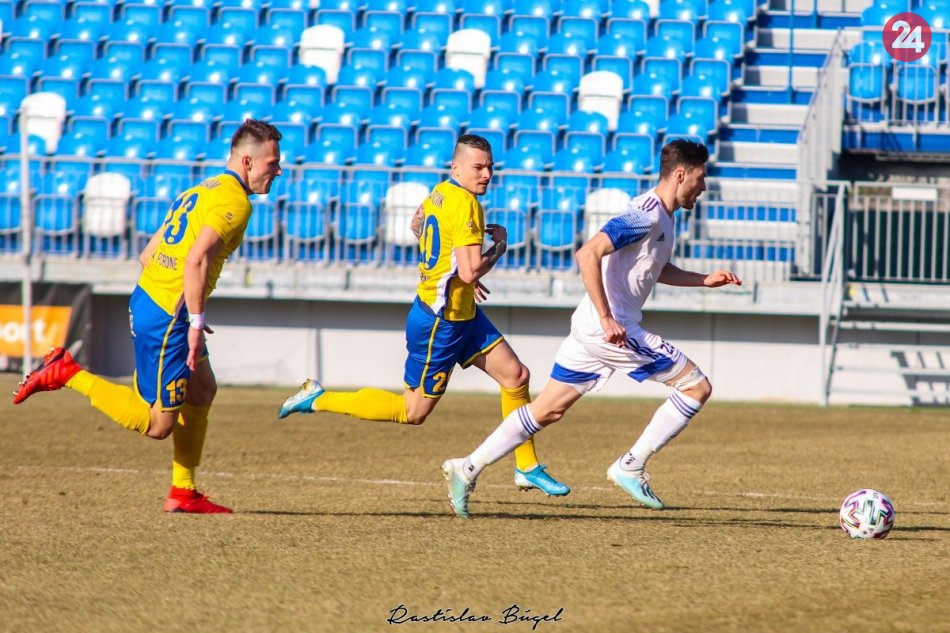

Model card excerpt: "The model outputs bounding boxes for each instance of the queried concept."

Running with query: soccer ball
[839,489,895,539]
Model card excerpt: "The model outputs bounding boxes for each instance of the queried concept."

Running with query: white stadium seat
[446,29,492,90]
[578,70,624,132]
[384,182,430,247]
[299,24,346,85]
[584,187,631,239]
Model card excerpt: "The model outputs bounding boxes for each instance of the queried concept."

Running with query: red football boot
[163,486,233,514]
[12,347,82,404]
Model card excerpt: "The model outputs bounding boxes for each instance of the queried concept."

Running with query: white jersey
[572,189,675,337]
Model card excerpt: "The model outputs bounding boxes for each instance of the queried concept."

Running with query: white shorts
[550,326,689,394]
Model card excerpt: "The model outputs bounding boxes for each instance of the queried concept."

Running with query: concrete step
[757,27,840,50]
[769,0,872,13]
[731,101,809,126]
[718,140,799,165]
[744,65,820,90]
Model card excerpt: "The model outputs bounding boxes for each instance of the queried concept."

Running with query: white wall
[90,295,825,403]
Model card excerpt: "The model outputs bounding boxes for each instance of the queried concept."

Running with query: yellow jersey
[417,179,485,321]
[138,171,252,315]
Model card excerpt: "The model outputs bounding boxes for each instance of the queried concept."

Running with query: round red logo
[883,12,933,62]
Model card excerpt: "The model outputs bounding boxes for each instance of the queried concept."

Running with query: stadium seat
[381,86,424,116]
[383,181,428,263]
[401,28,444,53]
[677,96,718,136]
[558,16,599,52]
[494,52,536,86]
[601,147,650,190]
[82,172,131,259]
[577,70,624,131]
[592,55,634,93]
[299,24,346,84]
[446,28,492,89]
[509,15,548,42]
[584,186,632,239]
[469,105,516,131]
[544,53,584,87]
[529,90,570,123]
[499,30,540,57]
[461,13,501,46]
[707,0,749,24]
[480,87,522,116]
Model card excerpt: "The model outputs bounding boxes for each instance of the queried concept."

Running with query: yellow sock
[502,385,540,471]
[172,403,210,491]
[66,370,151,435]
[315,389,409,423]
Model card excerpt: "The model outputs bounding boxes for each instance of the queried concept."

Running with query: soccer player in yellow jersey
[278,134,570,496]
[13,119,283,513]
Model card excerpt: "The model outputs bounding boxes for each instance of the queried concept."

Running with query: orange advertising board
[0,305,73,357]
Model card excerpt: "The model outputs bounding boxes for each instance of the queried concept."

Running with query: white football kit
[551,189,689,393]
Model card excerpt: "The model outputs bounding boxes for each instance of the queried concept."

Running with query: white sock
[462,405,542,480]
[621,391,703,472]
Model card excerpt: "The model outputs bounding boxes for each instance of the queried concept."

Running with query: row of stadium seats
[862,0,950,28]
[0,164,796,267]
[846,29,950,125]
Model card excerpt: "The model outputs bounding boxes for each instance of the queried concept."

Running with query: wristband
[188,312,206,330]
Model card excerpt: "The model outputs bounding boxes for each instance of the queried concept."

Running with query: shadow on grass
[240,508,950,533]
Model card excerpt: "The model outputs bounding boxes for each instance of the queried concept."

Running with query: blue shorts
[129,285,193,411]
[403,297,504,398]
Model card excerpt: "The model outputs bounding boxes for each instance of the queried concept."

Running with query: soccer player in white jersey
[441,139,742,518]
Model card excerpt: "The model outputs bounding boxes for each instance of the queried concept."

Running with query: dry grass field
[1,375,948,633]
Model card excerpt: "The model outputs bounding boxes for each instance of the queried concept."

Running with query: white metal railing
[798,29,846,182]
[819,184,848,405]
[0,157,827,286]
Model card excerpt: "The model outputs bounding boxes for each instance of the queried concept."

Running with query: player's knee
[516,363,530,386]
[681,377,712,404]
[405,411,428,425]
[146,420,174,440]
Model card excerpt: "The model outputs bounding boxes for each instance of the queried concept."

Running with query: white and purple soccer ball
[839,489,895,539]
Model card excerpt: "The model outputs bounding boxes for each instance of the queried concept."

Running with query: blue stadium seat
[861,2,899,26]
[509,15,548,42]
[703,20,744,55]
[513,133,555,165]
[239,61,287,86]
[544,52,584,87]
[332,85,374,116]
[606,16,647,50]
[568,109,609,135]
[381,86,424,115]
[430,88,472,116]
[848,63,885,120]
[265,7,307,33]
[657,19,696,54]
[645,35,689,62]
[401,28,443,52]
[235,82,277,106]
[462,13,502,45]
[458,0,503,15]
[410,0,456,12]
[529,90,570,123]
[277,123,309,162]
[110,18,157,47]
[284,85,325,110]
[418,103,464,130]
[314,123,358,161]
[633,69,677,97]
[119,117,161,144]
[23,0,65,22]
[480,88,522,116]
[153,42,194,69]
[169,5,211,30]
[433,67,476,92]
[533,68,576,94]
[320,102,365,127]
[284,197,330,262]
[707,0,749,23]
[348,47,389,76]
[469,105,516,131]
[690,58,731,95]
[494,53,536,85]
[677,96,718,135]
[218,7,259,33]
[664,112,708,142]
[103,41,147,67]
[597,32,643,58]
[384,65,433,91]
[396,50,438,78]
[366,124,408,158]
[415,126,457,151]
[369,103,416,128]
[625,96,667,132]
[72,2,113,25]
[412,11,451,40]
[499,30,540,56]
[364,10,404,41]
[365,0,408,11]
[201,43,243,68]
[59,19,108,44]
[848,40,887,65]
[251,44,293,68]
[559,16,598,52]
[168,120,212,145]
[272,99,317,129]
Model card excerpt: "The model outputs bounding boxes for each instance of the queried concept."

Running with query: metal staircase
[820,209,950,405]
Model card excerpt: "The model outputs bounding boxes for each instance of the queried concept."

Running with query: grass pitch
[1,376,948,633]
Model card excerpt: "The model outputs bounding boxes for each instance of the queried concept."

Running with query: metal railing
[798,29,846,182]
[0,157,827,286]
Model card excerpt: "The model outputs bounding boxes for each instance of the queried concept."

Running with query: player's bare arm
[455,223,508,284]
[659,263,743,288]
[575,231,626,346]
[409,204,424,240]
[139,230,164,268]
[183,226,226,370]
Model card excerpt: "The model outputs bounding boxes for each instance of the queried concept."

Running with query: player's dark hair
[659,139,709,179]
[454,134,492,158]
[231,119,282,151]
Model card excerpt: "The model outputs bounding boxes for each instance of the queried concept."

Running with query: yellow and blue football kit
[133,170,252,410]
[403,179,503,397]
